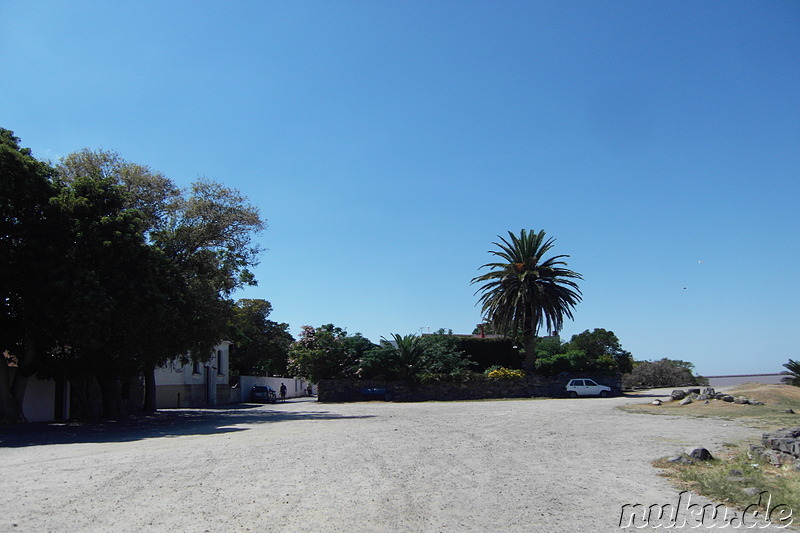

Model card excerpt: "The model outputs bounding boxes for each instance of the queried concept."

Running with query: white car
[566,378,612,398]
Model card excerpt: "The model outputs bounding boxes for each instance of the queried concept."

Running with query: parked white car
[565,378,612,398]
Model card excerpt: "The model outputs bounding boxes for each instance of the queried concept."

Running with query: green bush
[486,367,525,379]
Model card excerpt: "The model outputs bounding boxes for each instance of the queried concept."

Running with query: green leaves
[782,359,800,387]
[471,229,582,368]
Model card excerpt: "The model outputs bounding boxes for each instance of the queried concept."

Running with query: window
[217,350,224,376]
[192,360,200,374]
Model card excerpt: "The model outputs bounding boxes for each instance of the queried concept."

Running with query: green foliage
[567,329,634,374]
[534,349,611,376]
[287,324,375,383]
[534,336,567,359]
[2,137,267,418]
[531,329,633,376]
[456,337,522,372]
[781,359,800,387]
[1,129,60,422]
[622,358,700,389]
[471,229,582,369]
[226,299,294,381]
[358,331,474,381]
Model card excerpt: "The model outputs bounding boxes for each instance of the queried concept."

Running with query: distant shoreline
[705,373,785,388]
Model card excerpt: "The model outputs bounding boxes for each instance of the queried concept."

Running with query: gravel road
[1,390,793,532]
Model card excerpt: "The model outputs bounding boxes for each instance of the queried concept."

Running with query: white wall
[22,376,55,422]
[240,376,312,401]
[155,342,232,387]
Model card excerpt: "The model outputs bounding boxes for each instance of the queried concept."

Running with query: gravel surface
[1,390,794,532]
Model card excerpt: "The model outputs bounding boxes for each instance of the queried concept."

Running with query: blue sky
[2,1,798,375]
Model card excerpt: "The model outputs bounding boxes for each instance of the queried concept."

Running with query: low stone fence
[318,373,621,402]
[755,427,800,466]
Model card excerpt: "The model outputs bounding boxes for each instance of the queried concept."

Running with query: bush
[622,358,702,389]
[415,371,486,384]
[487,367,525,380]
[535,349,613,376]
[358,332,475,381]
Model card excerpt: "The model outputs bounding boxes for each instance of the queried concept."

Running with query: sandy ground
[0,390,794,532]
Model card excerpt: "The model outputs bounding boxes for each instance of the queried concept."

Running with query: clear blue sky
[2,1,798,376]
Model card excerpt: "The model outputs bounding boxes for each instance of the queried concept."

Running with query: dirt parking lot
[0,391,790,532]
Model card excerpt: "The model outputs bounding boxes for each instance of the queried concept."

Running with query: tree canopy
[226,299,294,381]
[472,229,582,370]
[1,134,266,420]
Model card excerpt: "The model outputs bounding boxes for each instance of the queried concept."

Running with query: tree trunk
[523,334,537,373]
[10,336,36,417]
[0,358,24,423]
[142,364,157,413]
[97,372,122,419]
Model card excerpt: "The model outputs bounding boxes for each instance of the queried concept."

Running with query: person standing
[279,383,287,402]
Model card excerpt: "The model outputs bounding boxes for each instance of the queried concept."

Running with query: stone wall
[318,373,621,403]
[756,427,800,466]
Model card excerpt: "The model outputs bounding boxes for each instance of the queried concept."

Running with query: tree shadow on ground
[0,404,374,448]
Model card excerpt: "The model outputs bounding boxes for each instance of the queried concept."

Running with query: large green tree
[2,140,266,420]
[287,324,375,383]
[472,229,582,371]
[566,328,634,374]
[226,299,294,380]
[59,151,265,413]
[0,129,60,422]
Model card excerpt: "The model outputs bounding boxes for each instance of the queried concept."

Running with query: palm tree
[384,334,427,380]
[781,359,800,387]
[472,229,582,371]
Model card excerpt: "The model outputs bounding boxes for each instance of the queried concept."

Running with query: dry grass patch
[628,384,800,525]
[620,383,800,431]
[653,446,799,527]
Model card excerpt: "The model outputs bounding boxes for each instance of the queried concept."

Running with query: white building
[154,341,234,408]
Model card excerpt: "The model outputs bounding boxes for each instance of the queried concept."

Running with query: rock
[687,448,714,461]
[703,387,716,396]
[734,396,750,404]
[742,487,762,496]
[688,388,701,395]
[704,400,710,404]
[722,395,734,403]
[679,397,693,406]
[714,392,726,400]
[785,409,795,414]
[750,401,764,405]
[671,390,687,401]
[697,393,709,400]
[652,399,662,405]
[669,455,694,465]
[729,469,744,476]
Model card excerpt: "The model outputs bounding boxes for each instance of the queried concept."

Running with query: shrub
[487,367,525,380]
[622,358,701,389]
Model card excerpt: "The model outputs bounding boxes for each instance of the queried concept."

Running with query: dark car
[250,385,277,403]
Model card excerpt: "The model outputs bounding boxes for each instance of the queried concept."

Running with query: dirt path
[0,391,792,532]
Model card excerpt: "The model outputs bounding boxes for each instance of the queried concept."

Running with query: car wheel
[599,390,609,397]
[569,391,578,398]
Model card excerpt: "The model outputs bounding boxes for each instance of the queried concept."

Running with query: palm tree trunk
[523,334,537,373]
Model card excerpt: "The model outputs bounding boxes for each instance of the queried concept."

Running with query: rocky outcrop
[751,427,800,466]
